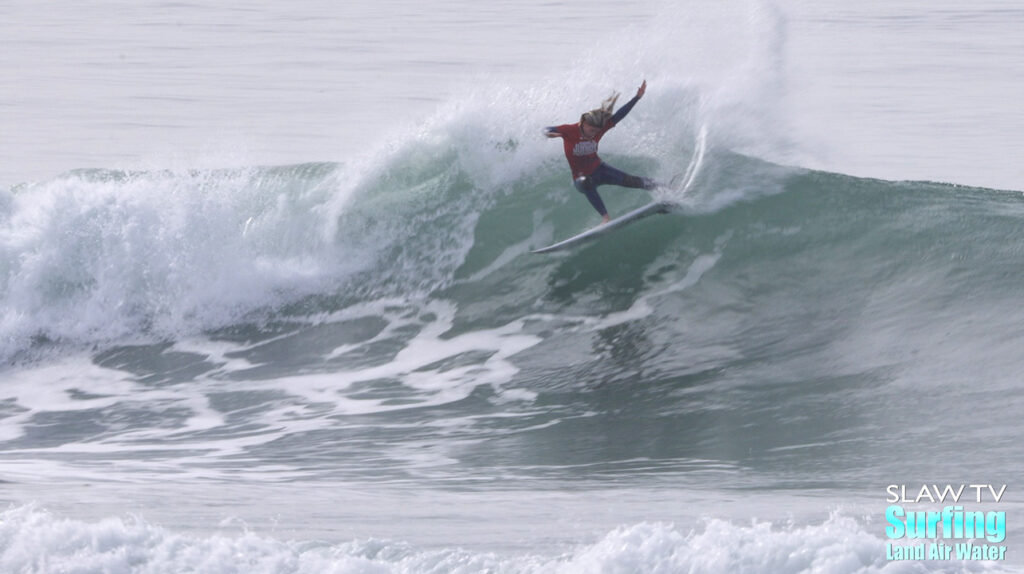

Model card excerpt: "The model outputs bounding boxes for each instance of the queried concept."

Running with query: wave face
[7,124,1022,364]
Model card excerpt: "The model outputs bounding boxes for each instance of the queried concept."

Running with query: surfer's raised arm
[608,80,646,126]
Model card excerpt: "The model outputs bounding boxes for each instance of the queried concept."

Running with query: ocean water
[2,1,1023,573]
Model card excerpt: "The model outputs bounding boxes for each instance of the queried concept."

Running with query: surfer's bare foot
[601,215,611,224]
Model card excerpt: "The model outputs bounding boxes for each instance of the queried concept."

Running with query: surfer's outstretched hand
[635,80,647,99]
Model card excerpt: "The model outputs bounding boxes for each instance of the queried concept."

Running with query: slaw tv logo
[885,484,1007,562]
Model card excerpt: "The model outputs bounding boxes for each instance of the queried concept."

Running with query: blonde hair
[581,92,620,128]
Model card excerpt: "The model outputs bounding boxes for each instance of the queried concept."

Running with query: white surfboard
[531,201,672,254]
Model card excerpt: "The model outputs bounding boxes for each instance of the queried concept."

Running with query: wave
[2,116,1023,369]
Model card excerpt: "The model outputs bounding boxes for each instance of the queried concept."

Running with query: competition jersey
[548,122,616,178]
[547,93,640,179]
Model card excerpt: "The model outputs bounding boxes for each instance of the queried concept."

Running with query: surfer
[546,80,657,223]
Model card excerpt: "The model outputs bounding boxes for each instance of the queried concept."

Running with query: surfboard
[531,201,672,254]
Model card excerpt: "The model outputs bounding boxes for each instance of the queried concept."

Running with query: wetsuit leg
[573,164,657,217]
[594,163,657,190]
[573,175,608,216]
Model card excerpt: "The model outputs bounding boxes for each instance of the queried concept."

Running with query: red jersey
[549,122,617,178]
